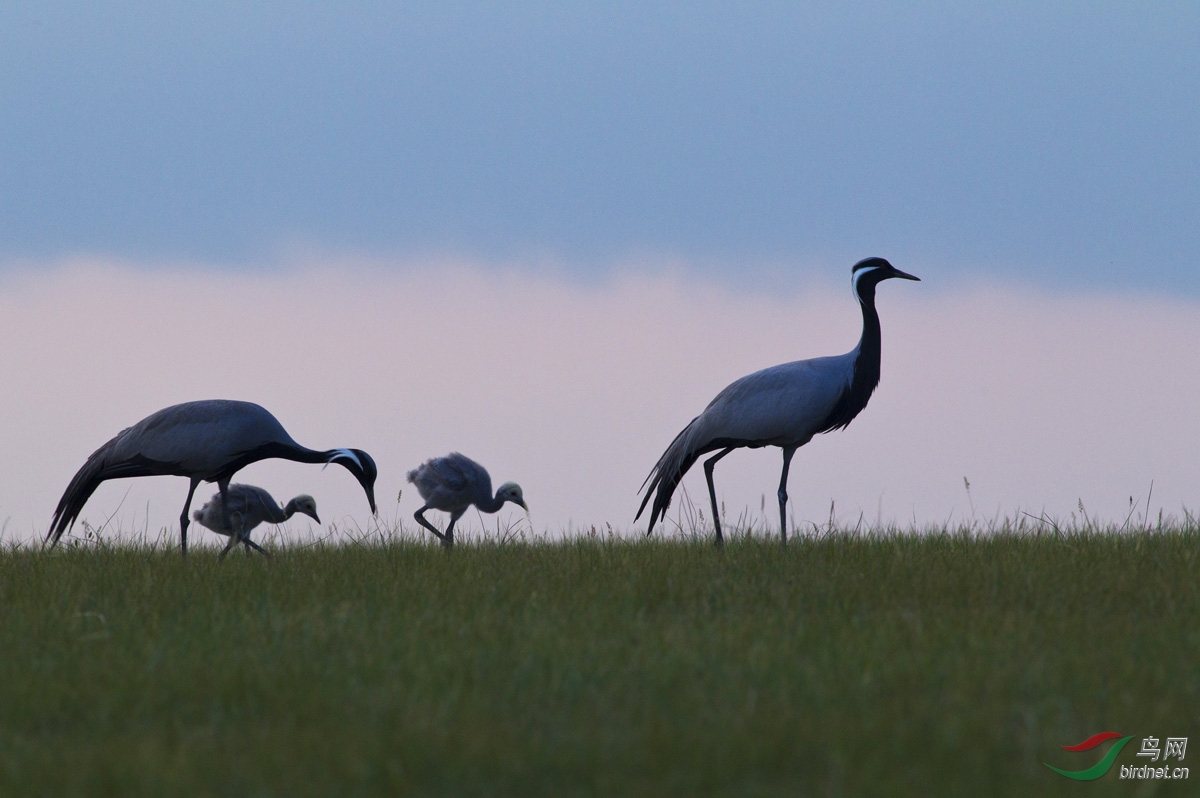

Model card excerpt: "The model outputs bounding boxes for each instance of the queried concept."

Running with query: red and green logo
[1045,732,1135,780]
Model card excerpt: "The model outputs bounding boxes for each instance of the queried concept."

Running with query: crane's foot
[421,528,448,547]
[242,538,270,558]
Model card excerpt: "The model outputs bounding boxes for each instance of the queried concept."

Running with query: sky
[2,4,1199,544]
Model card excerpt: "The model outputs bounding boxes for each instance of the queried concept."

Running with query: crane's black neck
[816,281,883,434]
[214,441,335,482]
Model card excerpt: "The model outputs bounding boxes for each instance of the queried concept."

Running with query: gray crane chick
[408,452,527,548]
[192,483,320,560]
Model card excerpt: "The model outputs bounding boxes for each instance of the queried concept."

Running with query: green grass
[1,525,1197,796]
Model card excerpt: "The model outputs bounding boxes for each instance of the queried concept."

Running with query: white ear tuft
[851,265,881,297]
[328,448,363,471]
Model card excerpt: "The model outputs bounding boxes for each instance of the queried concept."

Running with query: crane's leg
[414,506,449,546]
[444,512,463,549]
[219,521,269,561]
[240,537,269,557]
[703,447,734,547]
[240,532,268,556]
[218,510,243,561]
[217,479,234,533]
[179,477,202,558]
[237,518,270,558]
[218,533,239,561]
[778,446,798,545]
[211,480,242,561]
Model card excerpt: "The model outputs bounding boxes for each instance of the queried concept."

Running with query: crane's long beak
[892,268,920,281]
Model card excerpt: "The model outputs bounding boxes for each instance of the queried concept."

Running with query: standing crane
[46,399,377,556]
[636,257,919,545]
[407,452,527,548]
[192,483,320,560]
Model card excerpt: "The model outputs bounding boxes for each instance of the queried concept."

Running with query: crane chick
[192,483,320,560]
[407,452,528,548]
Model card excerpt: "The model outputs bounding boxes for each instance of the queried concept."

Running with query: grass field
[1,521,1197,796]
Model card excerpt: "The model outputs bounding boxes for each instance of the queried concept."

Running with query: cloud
[3,5,1198,294]
[3,256,1197,544]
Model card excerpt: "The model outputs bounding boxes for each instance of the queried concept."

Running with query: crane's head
[497,481,528,511]
[287,494,321,525]
[851,257,920,302]
[328,448,379,514]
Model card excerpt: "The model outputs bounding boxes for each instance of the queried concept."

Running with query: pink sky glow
[2,257,1198,546]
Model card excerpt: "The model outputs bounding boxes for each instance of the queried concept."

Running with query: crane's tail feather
[636,451,701,537]
[636,419,707,538]
[45,438,160,547]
